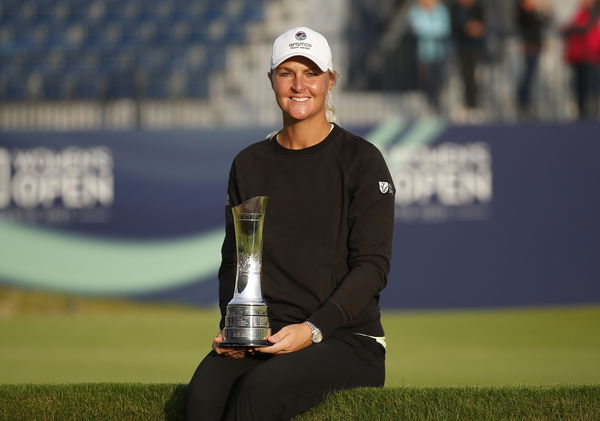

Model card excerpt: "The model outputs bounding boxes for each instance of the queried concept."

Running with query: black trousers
[186,330,386,421]
[457,47,481,109]
[517,52,540,110]
[418,60,445,112]
[572,63,600,120]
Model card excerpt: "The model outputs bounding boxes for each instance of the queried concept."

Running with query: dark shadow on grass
[164,384,187,421]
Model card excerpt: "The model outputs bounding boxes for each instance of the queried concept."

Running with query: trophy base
[221,303,271,348]
[219,339,272,348]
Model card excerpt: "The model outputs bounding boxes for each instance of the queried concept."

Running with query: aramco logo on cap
[295,31,307,41]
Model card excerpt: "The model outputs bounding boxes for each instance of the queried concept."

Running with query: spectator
[562,0,600,119]
[450,0,486,112]
[516,0,551,116]
[408,0,451,112]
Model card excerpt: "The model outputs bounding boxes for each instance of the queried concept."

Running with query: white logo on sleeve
[379,181,394,194]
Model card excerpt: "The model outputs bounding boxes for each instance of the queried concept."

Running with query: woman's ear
[328,71,337,92]
[267,71,274,88]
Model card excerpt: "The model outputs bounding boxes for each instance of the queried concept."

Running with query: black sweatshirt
[218,124,395,338]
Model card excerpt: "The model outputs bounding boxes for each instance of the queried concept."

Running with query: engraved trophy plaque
[220,196,271,347]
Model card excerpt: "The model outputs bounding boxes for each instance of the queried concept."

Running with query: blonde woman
[186,27,395,421]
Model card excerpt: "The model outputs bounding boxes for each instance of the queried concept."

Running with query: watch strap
[305,321,323,343]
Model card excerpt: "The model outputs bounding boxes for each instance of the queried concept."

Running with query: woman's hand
[212,331,246,358]
[256,323,313,354]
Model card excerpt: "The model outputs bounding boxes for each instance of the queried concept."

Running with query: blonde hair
[325,97,338,124]
[325,70,339,124]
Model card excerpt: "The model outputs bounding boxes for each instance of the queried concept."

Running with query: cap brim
[271,51,329,72]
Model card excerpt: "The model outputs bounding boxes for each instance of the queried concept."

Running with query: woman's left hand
[256,323,313,354]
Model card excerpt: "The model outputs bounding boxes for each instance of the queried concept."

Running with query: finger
[264,345,292,355]
[257,337,287,354]
[266,327,290,344]
[265,333,282,344]
[216,347,245,358]
[212,333,224,351]
[215,344,240,352]
[213,346,229,355]
[256,344,279,353]
[256,339,279,353]
[212,338,225,349]
[226,350,246,358]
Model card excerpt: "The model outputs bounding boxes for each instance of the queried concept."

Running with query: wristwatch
[305,321,323,343]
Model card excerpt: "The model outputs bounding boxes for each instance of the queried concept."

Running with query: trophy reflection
[220,196,271,347]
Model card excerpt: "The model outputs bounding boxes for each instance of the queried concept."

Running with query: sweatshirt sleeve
[308,144,395,337]
[218,161,241,330]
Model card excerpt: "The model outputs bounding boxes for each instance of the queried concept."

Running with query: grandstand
[0,0,265,101]
[0,0,592,129]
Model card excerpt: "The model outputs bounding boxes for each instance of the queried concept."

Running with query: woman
[562,0,600,119]
[408,0,451,112]
[516,0,550,115]
[450,0,486,111]
[186,27,395,421]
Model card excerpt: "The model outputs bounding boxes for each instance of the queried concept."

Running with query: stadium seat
[1,73,21,101]
[106,69,136,99]
[0,0,267,101]
[140,69,171,99]
[186,69,209,98]
[41,71,67,100]
[72,71,106,100]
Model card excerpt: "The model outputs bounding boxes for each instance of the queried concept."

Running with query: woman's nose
[291,76,306,91]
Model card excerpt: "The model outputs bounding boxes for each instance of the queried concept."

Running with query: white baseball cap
[270,27,333,72]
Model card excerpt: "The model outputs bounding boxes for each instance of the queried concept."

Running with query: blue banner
[380,120,600,308]
[1,121,599,308]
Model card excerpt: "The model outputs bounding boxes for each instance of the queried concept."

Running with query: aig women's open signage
[0,146,114,223]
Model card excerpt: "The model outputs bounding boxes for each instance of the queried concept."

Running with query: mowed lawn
[1,301,599,386]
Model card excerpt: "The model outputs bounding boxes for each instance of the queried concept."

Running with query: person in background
[408,0,451,112]
[590,2,600,118]
[185,26,394,421]
[562,0,600,119]
[515,0,551,117]
[450,0,486,115]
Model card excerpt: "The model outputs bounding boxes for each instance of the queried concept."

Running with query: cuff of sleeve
[307,301,346,339]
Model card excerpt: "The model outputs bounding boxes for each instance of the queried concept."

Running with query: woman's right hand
[212,331,246,358]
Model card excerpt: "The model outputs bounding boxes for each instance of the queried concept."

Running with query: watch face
[306,321,322,343]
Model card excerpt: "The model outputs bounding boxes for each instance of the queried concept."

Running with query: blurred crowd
[407,0,600,120]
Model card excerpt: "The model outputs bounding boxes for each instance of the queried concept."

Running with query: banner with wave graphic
[1,122,599,308]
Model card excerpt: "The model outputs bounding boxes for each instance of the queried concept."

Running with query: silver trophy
[220,196,271,347]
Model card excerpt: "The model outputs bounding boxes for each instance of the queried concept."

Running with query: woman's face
[270,56,335,123]
[419,0,438,10]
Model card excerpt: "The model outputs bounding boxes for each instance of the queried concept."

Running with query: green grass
[1,384,599,421]
[0,310,213,383]
[384,306,600,386]
[0,287,599,386]
[0,384,185,421]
